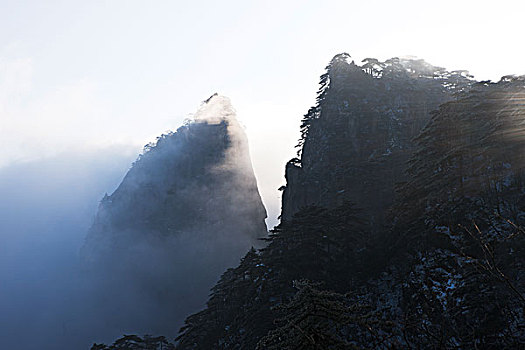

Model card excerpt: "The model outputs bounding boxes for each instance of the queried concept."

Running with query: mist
[0,146,137,349]
[0,96,268,349]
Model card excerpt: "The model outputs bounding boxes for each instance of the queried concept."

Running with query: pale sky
[1,0,524,226]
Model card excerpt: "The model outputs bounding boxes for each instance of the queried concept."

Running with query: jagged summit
[83,94,266,259]
[195,93,236,123]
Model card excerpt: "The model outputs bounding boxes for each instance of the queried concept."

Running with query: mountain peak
[81,95,267,337]
[194,93,237,124]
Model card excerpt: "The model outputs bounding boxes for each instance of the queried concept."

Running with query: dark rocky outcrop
[281,53,473,227]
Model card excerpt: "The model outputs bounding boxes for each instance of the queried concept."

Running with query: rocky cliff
[281,53,473,226]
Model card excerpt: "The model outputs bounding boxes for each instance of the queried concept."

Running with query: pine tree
[255,280,394,350]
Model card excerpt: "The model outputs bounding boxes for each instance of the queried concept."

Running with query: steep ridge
[281,53,473,227]
[82,94,267,340]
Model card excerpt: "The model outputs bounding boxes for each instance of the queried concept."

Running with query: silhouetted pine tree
[255,280,395,350]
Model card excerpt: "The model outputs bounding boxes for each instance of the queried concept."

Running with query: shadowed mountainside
[174,56,525,349]
[281,54,473,227]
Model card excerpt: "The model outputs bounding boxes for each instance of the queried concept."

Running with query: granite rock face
[281,54,473,227]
